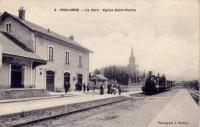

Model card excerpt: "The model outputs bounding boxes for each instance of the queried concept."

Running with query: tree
[89,73,92,78]
[94,69,100,75]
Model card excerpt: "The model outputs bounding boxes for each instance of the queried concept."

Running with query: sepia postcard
[0,0,199,127]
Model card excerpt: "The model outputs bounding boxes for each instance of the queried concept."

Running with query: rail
[190,89,199,104]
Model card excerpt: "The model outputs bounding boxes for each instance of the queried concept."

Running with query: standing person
[80,82,83,91]
[83,82,86,93]
[68,81,70,92]
[75,82,78,91]
[64,81,69,93]
[118,85,122,95]
[110,84,114,95]
[78,82,81,91]
[87,83,90,92]
[78,82,82,91]
[107,83,111,94]
[100,85,104,95]
[93,84,95,92]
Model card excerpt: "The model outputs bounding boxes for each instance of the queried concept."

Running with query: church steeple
[128,47,136,74]
[127,47,137,83]
[131,47,134,58]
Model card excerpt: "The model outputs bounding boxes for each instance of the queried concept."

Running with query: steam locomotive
[142,72,174,95]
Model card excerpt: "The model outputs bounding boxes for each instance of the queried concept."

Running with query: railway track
[0,96,130,127]
[190,89,199,105]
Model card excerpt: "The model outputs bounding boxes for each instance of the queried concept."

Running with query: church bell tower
[128,47,136,75]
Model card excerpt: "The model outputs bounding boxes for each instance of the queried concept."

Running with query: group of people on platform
[64,82,90,93]
[75,82,90,92]
[106,84,123,95]
[64,81,125,96]
[98,83,124,95]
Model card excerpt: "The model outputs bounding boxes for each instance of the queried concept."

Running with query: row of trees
[103,66,129,85]
[183,80,199,90]
[93,66,146,85]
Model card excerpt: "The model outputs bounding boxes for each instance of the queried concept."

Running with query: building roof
[0,31,46,63]
[0,11,92,53]
[90,74,108,81]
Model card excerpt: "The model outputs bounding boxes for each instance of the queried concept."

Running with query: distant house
[90,74,108,82]
[90,74,108,88]
[0,7,92,91]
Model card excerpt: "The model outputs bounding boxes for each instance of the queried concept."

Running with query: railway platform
[147,89,199,127]
[0,90,140,127]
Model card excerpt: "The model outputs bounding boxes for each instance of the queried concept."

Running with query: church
[114,47,137,75]
[127,47,137,76]
[100,47,139,83]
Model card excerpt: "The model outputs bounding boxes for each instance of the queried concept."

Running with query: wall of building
[0,45,2,67]
[0,15,90,91]
[0,63,9,88]
[0,59,33,88]
[0,17,34,50]
[35,36,90,91]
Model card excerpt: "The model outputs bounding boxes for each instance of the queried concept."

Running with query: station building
[0,7,91,91]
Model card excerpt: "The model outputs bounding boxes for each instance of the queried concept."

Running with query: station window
[5,23,12,32]
[79,55,83,67]
[66,51,70,64]
[32,37,36,52]
[48,46,54,61]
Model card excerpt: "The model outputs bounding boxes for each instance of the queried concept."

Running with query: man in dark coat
[87,83,90,92]
[118,85,122,95]
[75,82,78,91]
[64,81,69,93]
[83,82,86,93]
[107,84,111,94]
[100,85,104,95]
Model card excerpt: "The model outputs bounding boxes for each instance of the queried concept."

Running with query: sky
[0,0,199,80]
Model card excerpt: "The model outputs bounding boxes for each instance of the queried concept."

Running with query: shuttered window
[48,46,54,61]
[79,55,83,67]
[66,51,70,64]
[6,23,12,32]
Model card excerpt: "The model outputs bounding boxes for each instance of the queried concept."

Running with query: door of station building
[11,65,24,88]
[46,70,55,91]
[64,72,70,85]
[77,74,83,84]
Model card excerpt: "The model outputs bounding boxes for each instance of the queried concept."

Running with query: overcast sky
[0,0,199,80]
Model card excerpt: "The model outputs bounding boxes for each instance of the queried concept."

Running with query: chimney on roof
[19,7,25,20]
[47,28,50,32]
[69,35,74,40]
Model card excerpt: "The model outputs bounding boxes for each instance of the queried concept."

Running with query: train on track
[142,71,174,95]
